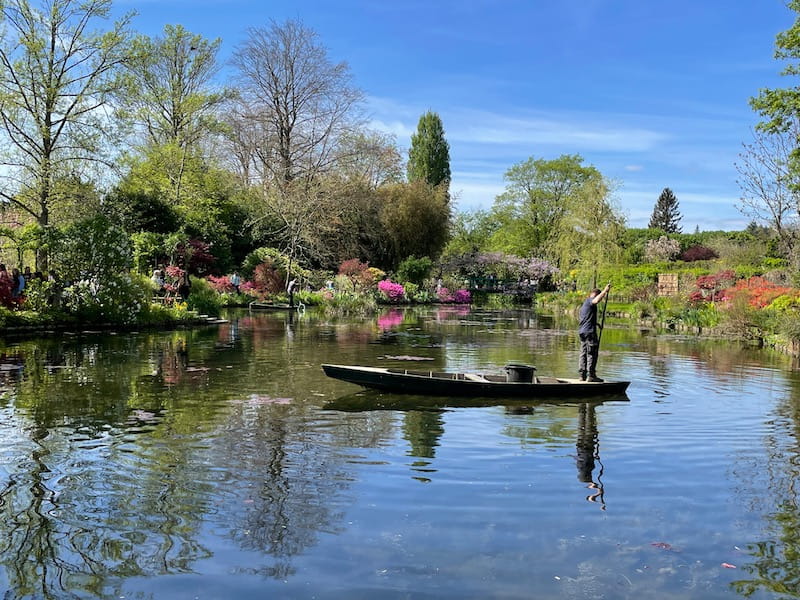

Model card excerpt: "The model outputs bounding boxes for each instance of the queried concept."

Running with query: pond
[0,306,799,599]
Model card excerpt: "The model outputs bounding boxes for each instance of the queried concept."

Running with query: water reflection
[2,307,800,598]
[576,403,604,508]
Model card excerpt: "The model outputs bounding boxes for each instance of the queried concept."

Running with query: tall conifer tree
[649,188,682,233]
[407,111,451,192]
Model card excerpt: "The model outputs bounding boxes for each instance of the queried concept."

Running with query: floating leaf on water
[721,563,737,569]
[650,542,673,550]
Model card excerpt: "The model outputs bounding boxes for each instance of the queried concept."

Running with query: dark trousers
[579,331,599,376]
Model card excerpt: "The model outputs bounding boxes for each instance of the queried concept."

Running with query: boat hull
[322,364,630,399]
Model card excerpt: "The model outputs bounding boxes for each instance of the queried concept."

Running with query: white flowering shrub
[53,216,150,324]
[644,236,681,262]
[62,273,150,324]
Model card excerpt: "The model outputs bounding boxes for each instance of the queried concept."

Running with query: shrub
[721,276,795,309]
[339,259,374,291]
[208,275,236,294]
[680,245,718,262]
[396,255,433,285]
[644,236,681,262]
[62,273,150,325]
[253,261,285,295]
[22,278,55,313]
[377,279,405,302]
[186,277,222,316]
[453,289,471,304]
[242,247,311,281]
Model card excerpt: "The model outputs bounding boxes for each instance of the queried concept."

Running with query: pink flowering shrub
[453,289,471,304]
[436,287,471,304]
[437,287,454,302]
[378,279,405,302]
[208,275,235,294]
[165,265,184,280]
[239,281,259,297]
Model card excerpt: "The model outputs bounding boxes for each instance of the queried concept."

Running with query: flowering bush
[253,261,284,295]
[688,270,736,303]
[721,276,796,309]
[239,281,259,297]
[453,289,471,304]
[645,236,681,262]
[437,287,454,302]
[377,279,405,302]
[339,259,374,291]
[208,275,235,294]
[63,273,149,324]
[436,287,471,304]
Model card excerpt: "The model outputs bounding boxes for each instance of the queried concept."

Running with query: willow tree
[0,0,134,267]
[551,177,626,278]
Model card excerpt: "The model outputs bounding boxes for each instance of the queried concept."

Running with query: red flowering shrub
[720,276,796,309]
[239,281,259,297]
[688,270,736,303]
[680,245,718,262]
[208,275,235,294]
[339,259,373,291]
[253,262,284,295]
[0,274,12,308]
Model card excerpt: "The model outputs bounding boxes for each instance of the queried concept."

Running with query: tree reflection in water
[0,332,371,595]
[731,386,800,598]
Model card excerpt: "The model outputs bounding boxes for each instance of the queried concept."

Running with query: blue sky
[118,0,793,231]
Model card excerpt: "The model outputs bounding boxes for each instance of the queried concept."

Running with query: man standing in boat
[578,283,611,382]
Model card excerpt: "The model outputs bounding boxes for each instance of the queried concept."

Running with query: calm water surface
[1,306,799,599]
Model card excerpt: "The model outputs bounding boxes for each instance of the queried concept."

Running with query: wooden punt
[321,364,630,399]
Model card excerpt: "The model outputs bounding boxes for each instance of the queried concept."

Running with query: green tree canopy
[378,180,451,270]
[489,154,602,257]
[550,178,626,275]
[648,187,682,233]
[407,111,451,191]
[119,24,232,150]
[750,0,800,185]
[0,0,134,267]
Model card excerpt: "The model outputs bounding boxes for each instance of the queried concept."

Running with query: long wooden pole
[597,287,610,348]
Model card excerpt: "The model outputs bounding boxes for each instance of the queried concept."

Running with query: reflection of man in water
[576,403,604,507]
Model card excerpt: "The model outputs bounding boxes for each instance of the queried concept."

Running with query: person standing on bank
[578,283,611,382]
[287,278,298,308]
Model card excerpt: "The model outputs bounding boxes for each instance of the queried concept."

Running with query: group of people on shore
[0,264,60,307]
[150,268,192,301]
